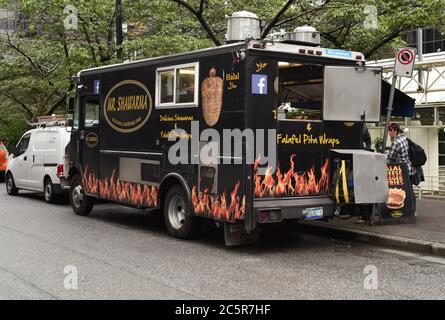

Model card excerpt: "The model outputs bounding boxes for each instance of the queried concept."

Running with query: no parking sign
[394,47,417,78]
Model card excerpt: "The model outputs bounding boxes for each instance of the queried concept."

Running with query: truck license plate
[304,207,324,220]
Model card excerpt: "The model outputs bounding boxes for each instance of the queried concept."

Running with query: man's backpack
[408,139,427,166]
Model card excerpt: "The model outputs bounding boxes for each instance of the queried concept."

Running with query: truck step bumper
[253,196,335,222]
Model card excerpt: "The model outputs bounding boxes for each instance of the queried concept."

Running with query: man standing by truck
[386,123,416,212]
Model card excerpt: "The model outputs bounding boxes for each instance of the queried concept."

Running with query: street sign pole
[382,76,397,153]
[382,47,416,153]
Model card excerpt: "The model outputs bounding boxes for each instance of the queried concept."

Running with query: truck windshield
[277,62,323,121]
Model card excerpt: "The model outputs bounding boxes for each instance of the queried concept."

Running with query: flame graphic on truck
[83,166,158,207]
[254,154,329,198]
[192,181,246,222]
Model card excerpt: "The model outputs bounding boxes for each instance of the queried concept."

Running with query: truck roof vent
[226,11,261,43]
[283,26,321,47]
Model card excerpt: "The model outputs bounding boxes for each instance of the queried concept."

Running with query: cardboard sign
[394,47,416,78]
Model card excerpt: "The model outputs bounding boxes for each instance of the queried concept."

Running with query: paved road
[0,183,444,300]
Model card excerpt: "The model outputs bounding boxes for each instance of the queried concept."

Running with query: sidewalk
[297,199,445,257]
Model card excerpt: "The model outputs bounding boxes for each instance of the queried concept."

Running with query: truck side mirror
[9,146,17,157]
[66,118,74,127]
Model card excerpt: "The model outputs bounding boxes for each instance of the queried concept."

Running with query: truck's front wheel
[164,185,197,239]
[5,172,18,196]
[70,174,93,216]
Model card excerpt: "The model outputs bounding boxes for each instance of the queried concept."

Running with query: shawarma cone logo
[201,67,223,127]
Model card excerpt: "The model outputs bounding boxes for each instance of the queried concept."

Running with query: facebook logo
[252,74,268,95]
[93,80,100,95]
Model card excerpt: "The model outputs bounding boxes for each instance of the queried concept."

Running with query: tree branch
[275,1,330,28]
[171,0,221,46]
[45,91,70,116]
[364,19,410,58]
[1,35,47,77]
[78,15,99,65]
[261,0,297,39]
[1,93,33,117]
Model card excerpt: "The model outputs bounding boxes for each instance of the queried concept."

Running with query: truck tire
[5,172,18,196]
[70,174,93,216]
[164,185,197,239]
[44,177,56,203]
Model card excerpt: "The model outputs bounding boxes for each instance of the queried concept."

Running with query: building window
[0,9,15,35]
[412,107,435,126]
[155,62,199,108]
[403,28,445,54]
[439,130,445,166]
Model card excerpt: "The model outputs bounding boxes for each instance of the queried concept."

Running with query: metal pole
[382,76,397,152]
[417,28,423,91]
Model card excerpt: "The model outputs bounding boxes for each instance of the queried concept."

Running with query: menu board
[379,162,415,222]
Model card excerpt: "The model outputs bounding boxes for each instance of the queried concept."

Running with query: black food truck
[63,16,399,245]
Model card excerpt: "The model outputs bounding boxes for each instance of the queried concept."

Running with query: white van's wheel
[44,177,56,203]
[70,174,93,216]
[164,185,197,239]
[6,172,18,196]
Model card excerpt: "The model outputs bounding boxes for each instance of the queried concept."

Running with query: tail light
[258,209,281,223]
[259,210,270,222]
[57,164,64,177]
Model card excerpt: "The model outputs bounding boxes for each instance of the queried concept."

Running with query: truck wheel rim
[168,195,186,230]
[72,184,84,208]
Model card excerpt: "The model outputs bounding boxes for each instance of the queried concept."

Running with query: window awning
[381,80,415,118]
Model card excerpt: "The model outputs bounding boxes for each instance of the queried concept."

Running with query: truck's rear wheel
[164,185,196,239]
[44,177,56,203]
[70,174,93,216]
[6,172,18,196]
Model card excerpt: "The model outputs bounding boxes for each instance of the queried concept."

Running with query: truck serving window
[277,62,323,121]
[155,62,198,108]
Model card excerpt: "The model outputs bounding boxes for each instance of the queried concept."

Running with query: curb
[295,222,445,258]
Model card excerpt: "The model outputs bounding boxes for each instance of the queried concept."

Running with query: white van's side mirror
[9,146,17,157]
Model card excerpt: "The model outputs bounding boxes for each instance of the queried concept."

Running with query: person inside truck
[386,122,416,212]
[278,63,323,121]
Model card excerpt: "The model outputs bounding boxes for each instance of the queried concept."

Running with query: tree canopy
[1,0,444,145]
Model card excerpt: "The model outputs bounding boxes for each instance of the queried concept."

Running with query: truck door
[79,96,100,196]
[12,133,31,188]
[27,131,46,190]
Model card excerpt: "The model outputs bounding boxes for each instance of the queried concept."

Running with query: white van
[5,125,71,203]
